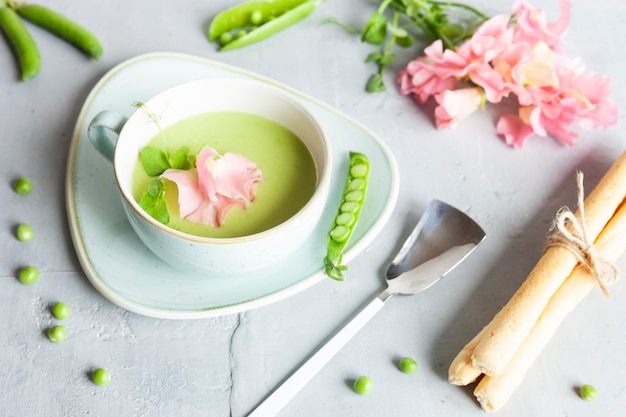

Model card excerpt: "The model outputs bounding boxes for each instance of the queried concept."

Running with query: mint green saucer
[66,52,399,319]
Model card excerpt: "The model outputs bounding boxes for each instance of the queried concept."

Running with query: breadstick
[473,200,626,411]
[471,151,626,376]
[448,327,485,386]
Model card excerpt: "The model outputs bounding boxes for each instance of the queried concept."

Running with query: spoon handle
[247,295,387,417]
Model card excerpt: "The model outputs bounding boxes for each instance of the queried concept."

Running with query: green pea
[219,31,233,45]
[336,213,355,227]
[324,152,370,281]
[0,6,40,81]
[344,190,364,202]
[330,225,350,243]
[47,325,67,343]
[250,9,263,25]
[14,177,33,194]
[14,4,103,59]
[92,368,111,386]
[580,384,598,401]
[236,30,247,39]
[52,302,70,320]
[348,178,365,191]
[398,357,418,374]
[353,376,373,395]
[18,266,39,285]
[340,202,359,214]
[16,223,34,242]
[350,163,368,178]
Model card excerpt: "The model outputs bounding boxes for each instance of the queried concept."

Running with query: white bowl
[88,77,331,273]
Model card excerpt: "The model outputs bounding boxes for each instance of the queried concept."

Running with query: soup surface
[132,111,317,238]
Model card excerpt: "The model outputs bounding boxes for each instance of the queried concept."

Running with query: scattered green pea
[16,223,34,241]
[47,325,67,343]
[52,302,70,320]
[353,375,373,395]
[18,266,39,285]
[580,384,598,401]
[14,177,33,194]
[92,368,111,386]
[324,152,370,281]
[398,357,418,374]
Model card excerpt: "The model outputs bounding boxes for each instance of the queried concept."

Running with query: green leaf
[379,53,395,66]
[366,74,386,93]
[387,23,407,38]
[361,12,387,45]
[396,33,414,48]
[139,179,170,225]
[168,145,191,170]
[140,146,170,176]
[365,51,383,63]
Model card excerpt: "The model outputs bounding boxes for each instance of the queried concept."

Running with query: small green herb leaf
[361,12,387,45]
[139,179,170,225]
[396,33,414,48]
[168,145,191,170]
[365,51,383,63]
[379,53,395,66]
[140,146,170,176]
[366,74,386,93]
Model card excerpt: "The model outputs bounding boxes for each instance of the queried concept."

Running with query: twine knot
[546,171,619,296]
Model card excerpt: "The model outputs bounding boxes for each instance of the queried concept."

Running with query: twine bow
[546,171,619,296]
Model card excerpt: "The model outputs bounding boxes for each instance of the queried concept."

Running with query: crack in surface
[228,312,244,417]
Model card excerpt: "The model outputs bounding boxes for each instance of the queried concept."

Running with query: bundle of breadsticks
[448,150,626,412]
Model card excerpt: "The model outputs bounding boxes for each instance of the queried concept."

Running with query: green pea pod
[14,4,103,59]
[209,0,311,42]
[0,6,40,81]
[324,151,370,281]
[212,0,318,51]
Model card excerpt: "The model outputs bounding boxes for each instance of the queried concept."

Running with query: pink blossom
[161,146,262,227]
[434,88,485,130]
[396,0,618,148]
[397,40,465,103]
[512,0,571,51]
[496,114,536,148]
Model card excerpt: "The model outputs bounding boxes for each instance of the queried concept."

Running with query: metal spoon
[248,199,486,417]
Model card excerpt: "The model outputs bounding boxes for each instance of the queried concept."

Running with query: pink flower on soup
[161,146,262,227]
[434,88,485,130]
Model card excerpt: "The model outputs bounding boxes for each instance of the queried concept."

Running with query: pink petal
[434,88,484,129]
[196,147,220,203]
[496,114,535,148]
[213,153,263,203]
[160,169,204,219]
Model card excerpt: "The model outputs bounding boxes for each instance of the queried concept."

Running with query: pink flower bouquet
[397,0,618,148]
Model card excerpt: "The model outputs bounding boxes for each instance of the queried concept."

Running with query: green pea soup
[132,111,317,238]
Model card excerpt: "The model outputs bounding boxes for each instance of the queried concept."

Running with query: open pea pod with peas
[324,151,370,281]
[208,0,320,51]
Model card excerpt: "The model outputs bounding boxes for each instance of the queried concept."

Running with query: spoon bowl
[384,199,487,297]
[248,199,486,417]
